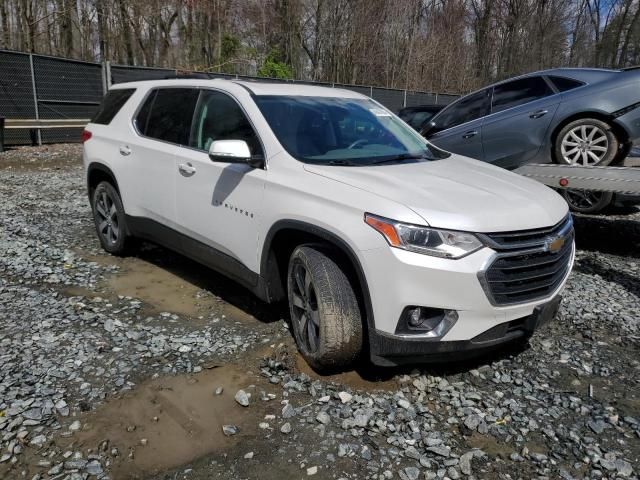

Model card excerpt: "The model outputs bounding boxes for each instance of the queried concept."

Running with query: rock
[280,422,292,434]
[403,466,420,480]
[215,387,223,395]
[405,446,421,460]
[397,399,412,409]
[235,390,250,407]
[464,414,482,431]
[588,419,606,434]
[459,451,474,475]
[222,425,238,436]
[316,412,330,425]
[69,420,81,431]
[48,463,64,475]
[104,318,115,332]
[244,452,254,459]
[338,392,353,403]
[427,445,450,457]
[282,403,296,418]
[65,459,88,470]
[615,459,633,477]
[307,466,318,475]
[85,460,103,476]
[30,435,47,447]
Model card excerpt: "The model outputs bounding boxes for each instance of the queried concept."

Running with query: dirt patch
[294,352,398,392]
[76,243,279,326]
[105,257,217,319]
[63,364,268,479]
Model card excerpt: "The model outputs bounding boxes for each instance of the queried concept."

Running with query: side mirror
[208,140,251,163]
[421,121,437,137]
[208,140,265,168]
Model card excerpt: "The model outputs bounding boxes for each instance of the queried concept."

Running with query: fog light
[408,307,423,327]
[395,306,459,338]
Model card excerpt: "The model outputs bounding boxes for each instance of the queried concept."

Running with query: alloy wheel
[95,190,120,245]
[560,125,609,165]
[290,261,320,353]
[564,189,606,209]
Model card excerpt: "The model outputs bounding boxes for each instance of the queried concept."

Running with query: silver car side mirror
[208,140,251,163]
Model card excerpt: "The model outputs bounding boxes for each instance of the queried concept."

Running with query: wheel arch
[550,111,630,162]
[260,220,374,337]
[87,162,121,200]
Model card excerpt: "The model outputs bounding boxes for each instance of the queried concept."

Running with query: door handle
[462,130,478,139]
[119,145,131,156]
[178,162,196,176]
[529,109,548,119]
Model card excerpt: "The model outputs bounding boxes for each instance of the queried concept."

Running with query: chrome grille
[478,215,574,306]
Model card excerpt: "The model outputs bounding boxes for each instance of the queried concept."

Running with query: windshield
[254,95,448,165]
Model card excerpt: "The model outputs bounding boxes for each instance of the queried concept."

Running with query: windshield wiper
[327,159,361,166]
[370,153,432,165]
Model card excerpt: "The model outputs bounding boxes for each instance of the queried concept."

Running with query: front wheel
[561,189,613,214]
[287,246,363,372]
[554,119,619,166]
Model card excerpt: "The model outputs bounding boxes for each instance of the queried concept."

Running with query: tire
[92,181,132,255]
[287,245,363,372]
[554,118,619,166]
[561,189,614,214]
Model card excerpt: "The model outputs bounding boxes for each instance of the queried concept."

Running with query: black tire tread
[289,245,363,371]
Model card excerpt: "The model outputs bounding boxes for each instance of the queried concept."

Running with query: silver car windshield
[255,95,449,165]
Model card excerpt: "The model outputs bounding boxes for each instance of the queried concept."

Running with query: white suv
[83,79,574,370]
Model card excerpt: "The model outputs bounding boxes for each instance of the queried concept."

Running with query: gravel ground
[0,144,639,480]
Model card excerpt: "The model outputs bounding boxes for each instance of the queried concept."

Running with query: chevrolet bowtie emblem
[546,236,565,254]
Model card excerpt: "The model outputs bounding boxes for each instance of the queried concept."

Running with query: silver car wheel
[560,125,609,165]
[95,191,119,245]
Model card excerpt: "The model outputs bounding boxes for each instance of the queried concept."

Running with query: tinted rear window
[549,75,585,92]
[92,89,135,125]
[139,88,200,145]
[491,77,553,113]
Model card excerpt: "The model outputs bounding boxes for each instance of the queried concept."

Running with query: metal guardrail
[6,119,90,129]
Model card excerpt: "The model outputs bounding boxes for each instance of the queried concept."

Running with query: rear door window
[548,75,585,92]
[139,88,200,145]
[92,88,135,125]
[491,77,553,113]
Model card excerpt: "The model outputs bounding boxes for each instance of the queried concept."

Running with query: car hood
[303,156,568,233]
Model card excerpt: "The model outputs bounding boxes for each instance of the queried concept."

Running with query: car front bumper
[360,244,573,366]
[369,296,561,366]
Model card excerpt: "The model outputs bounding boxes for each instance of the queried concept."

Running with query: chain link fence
[0,49,459,146]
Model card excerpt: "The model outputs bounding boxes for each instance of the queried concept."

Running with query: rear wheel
[554,118,618,166]
[92,181,132,255]
[561,189,613,214]
[287,245,363,372]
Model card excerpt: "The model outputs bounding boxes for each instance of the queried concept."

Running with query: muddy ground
[0,144,638,480]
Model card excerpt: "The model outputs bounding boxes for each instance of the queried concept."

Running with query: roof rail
[162,73,211,80]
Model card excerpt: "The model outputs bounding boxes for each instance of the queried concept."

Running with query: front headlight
[364,213,483,259]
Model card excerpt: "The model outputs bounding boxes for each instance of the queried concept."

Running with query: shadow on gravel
[573,209,640,258]
[323,339,533,384]
[131,242,286,325]
[574,256,640,297]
